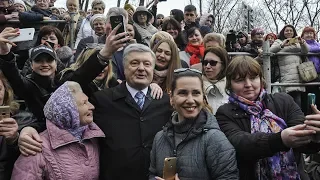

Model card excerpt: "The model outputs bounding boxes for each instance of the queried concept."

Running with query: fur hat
[90,14,106,29]
[132,6,153,23]
[251,28,264,37]
[13,0,27,11]
[301,26,316,39]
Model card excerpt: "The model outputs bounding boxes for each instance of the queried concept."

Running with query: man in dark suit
[91,44,172,180]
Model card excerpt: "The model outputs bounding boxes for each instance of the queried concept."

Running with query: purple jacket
[11,120,105,180]
[306,40,320,73]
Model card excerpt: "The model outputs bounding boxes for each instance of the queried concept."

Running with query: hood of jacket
[163,109,220,142]
[43,81,87,140]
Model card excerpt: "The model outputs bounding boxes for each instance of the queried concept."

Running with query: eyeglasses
[202,60,221,66]
[174,68,202,75]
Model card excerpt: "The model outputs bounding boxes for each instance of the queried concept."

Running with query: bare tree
[117,0,122,7]
[303,0,320,27]
[205,0,241,33]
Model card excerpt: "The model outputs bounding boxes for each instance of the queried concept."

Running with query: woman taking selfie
[0,25,129,133]
[152,38,181,93]
[216,56,320,180]
[149,68,238,180]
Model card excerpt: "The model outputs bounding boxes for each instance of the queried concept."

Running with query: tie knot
[135,91,144,99]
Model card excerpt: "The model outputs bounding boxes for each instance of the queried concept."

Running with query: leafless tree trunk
[304,0,320,27]
[117,0,121,7]
[199,0,202,16]
[139,0,145,6]
[84,0,89,11]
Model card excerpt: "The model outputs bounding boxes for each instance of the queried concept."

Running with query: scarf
[229,89,300,180]
[44,82,87,140]
[153,69,168,90]
[185,43,205,66]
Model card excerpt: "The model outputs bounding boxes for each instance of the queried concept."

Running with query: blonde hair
[203,33,226,49]
[0,71,19,113]
[152,39,181,93]
[61,48,114,89]
[150,31,175,50]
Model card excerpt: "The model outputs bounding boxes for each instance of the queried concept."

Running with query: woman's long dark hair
[278,25,297,41]
[162,18,186,50]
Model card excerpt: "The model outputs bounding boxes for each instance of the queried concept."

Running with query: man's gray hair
[123,44,156,67]
[106,7,128,24]
[91,0,105,9]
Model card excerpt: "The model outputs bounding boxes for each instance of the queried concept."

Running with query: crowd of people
[0,0,320,179]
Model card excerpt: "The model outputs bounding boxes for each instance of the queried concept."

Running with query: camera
[225,30,243,52]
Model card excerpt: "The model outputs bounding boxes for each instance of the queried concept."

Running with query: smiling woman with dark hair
[149,68,238,180]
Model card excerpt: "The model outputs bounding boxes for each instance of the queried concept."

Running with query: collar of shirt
[126,82,148,100]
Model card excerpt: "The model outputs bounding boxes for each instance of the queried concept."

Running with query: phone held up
[163,157,176,180]
[0,106,10,120]
[8,28,35,43]
[110,15,126,35]
[307,93,316,115]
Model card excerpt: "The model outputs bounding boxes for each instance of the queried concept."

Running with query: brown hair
[301,26,316,39]
[37,25,64,46]
[225,56,266,94]
[0,71,19,113]
[171,70,213,113]
[152,39,182,93]
[203,47,229,81]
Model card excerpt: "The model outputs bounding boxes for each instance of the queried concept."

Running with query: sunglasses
[174,68,202,75]
[202,60,221,66]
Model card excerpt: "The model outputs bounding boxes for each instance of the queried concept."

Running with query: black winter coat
[0,51,107,132]
[91,82,173,180]
[216,93,320,180]
[149,110,239,180]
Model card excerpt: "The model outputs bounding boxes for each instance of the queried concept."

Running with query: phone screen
[110,15,126,35]
[308,93,316,114]
[0,106,10,120]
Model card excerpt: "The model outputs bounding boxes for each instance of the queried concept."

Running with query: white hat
[13,0,27,11]
[90,14,106,29]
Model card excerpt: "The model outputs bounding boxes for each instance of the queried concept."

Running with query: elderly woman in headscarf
[11,81,105,180]
[132,6,158,46]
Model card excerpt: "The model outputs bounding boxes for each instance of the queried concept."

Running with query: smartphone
[308,93,316,114]
[46,41,55,48]
[8,28,35,42]
[288,37,298,44]
[110,15,126,35]
[163,157,176,180]
[0,106,10,120]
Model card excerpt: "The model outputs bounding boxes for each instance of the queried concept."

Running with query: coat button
[140,117,144,122]
[85,161,89,166]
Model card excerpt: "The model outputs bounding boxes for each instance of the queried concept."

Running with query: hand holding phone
[163,157,176,180]
[110,15,126,35]
[8,28,35,43]
[0,106,10,120]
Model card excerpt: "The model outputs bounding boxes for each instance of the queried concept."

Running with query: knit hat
[124,3,135,12]
[90,14,106,29]
[132,6,153,23]
[13,0,27,11]
[301,26,316,39]
[251,28,264,37]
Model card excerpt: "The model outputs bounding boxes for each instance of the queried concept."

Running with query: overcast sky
[55,0,188,16]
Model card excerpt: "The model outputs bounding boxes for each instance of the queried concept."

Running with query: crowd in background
[0,0,320,179]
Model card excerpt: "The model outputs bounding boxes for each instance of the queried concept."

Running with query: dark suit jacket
[91,82,173,180]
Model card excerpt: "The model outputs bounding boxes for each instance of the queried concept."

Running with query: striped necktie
[135,91,145,109]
